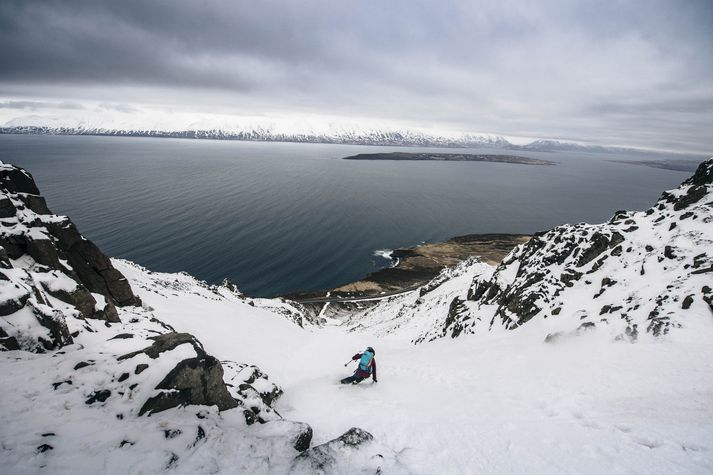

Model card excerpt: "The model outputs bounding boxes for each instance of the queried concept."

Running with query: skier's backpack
[358,350,374,372]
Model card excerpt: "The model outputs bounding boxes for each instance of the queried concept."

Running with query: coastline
[286,233,531,301]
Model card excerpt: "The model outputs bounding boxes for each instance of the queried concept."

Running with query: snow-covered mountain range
[0,114,659,153]
[1,159,712,473]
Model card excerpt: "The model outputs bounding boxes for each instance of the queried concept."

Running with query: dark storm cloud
[0,0,712,152]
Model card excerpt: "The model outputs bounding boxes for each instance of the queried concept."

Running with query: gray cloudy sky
[1,0,712,152]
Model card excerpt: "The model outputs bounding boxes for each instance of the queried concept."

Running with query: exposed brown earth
[287,233,531,302]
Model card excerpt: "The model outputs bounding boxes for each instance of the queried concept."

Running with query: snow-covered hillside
[116,254,713,474]
[0,164,388,474]
[343,159,713,347]
[1,159,713,474]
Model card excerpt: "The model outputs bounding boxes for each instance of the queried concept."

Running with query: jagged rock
[291,427,374,473]
[444,297,468,337]
[27,237,63,269]
[15,194,51,215]
[0,163,142,351]
[291,423,313,452]
[425,158,713,342]
[33,305,73,350]
[86,389,111,405]
[576,231,624,267]
[0,326,20,350]
[0,287,30,316]
[0,164,140,308]
[139,354,239,416]
[0,167,41,194]
[560,269,583,287]
[47,219,139,307]
[122,333,238,416]
[0,197,15,218]
[94,300,120,323]
[41,282,96,318]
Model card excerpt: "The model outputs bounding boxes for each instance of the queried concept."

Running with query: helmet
[366,346,375,355]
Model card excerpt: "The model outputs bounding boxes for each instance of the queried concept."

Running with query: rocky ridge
[341,158,713,344]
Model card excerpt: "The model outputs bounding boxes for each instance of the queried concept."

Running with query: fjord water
[0,134,691,297]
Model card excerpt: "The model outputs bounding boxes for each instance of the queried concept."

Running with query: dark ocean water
[0,134,693,297]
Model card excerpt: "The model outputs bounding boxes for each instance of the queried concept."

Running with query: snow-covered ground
[115,260,713,474]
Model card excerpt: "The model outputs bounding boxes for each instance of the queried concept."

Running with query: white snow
[107,259,713,474]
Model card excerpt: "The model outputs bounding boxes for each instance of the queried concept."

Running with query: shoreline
[285,233,531,302]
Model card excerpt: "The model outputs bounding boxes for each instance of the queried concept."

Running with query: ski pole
[344,359,354,367]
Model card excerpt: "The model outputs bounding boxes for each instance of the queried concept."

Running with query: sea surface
[0,134,695,297]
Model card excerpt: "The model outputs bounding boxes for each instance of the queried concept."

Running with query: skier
[341,346,377,384]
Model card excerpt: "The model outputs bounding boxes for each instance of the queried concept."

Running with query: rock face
[121,333,239,416]
[419,158,713,342]
[0,164,140,350]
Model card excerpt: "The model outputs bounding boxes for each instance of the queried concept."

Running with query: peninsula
[342,152,555,165]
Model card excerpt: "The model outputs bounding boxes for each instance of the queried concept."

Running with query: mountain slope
[0,163,390,474]
[345,159,713,345]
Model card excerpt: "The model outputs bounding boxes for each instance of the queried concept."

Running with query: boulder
[139,354,239,416]
[291,427,374,473]
[119,332,239,416]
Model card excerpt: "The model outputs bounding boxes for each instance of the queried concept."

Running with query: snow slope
[113,258,713,474]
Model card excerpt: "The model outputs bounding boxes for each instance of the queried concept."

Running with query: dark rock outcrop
[0,164,141,350]
[424,158,713,342]
[119,333,239,416]
[139,354,239,416]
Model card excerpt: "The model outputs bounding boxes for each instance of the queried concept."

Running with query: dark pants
[341,374,366,384]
